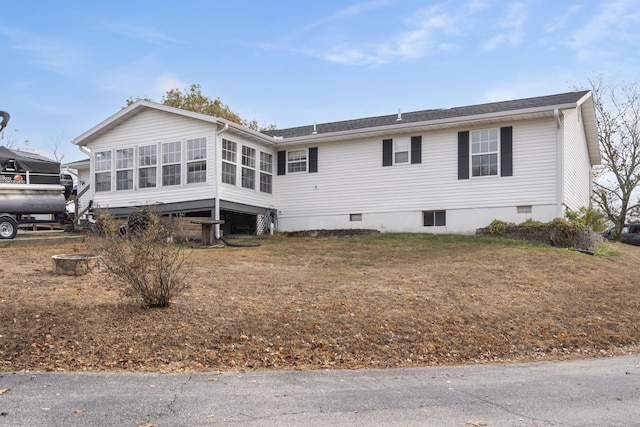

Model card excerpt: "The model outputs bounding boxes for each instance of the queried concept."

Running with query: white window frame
[115,148,134,191]
[394,137,410,164]
[221,138,237,185]
[162,141,182,186]
[287,149,307,173]
[94,150,112,192]
[471,129,499,177]
[138,144,157,189]
[260,152,273,194]
[241,146,256,189]
[187,137,207,184]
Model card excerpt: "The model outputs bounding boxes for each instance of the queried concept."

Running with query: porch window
[162,141,181,186]
[287,149,307,173]
[94,151,111,192]
[138,145,157,189]
[115,148,134,191]
[222,138,237,185]
[260,152,273,193]
[471,129,498,177]
[242,146,256,189]
[187,137,206,184]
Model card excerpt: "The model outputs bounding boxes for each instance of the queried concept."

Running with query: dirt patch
[286,229,380,238]
[0,233,638,373]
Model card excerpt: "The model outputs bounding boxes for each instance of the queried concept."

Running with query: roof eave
[575,92,601,166]
[73,100,275,147]
[272,103,578,145]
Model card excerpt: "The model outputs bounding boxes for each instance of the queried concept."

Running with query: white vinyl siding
[276,118,558,220]
[562,108,592,210]
[86,108,218,210]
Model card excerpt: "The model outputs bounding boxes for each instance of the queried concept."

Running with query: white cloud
[544,4,583,34]
[154,75,188,95]
[301,0,393,32]
[482,2,528,51]
[567,0,640,60]
[1,26,83,75]
[99,20,181,45]
[319,6,459,66]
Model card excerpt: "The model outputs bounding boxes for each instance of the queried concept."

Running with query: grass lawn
[1,233,638,372]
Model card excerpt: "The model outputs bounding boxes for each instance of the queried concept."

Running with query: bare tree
[588,76,640,239]
[1,128,30,150]
[50,133,67,163]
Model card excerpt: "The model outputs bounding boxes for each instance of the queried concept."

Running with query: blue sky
[1,0,639,162]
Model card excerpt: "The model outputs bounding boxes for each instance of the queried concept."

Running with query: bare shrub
[89,210,192,308]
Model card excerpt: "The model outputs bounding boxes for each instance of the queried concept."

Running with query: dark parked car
[601,223,640,246]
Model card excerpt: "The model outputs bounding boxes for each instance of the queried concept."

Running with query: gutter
[555,108,565,218]
[214,122,229,239]
[271,103,579,146]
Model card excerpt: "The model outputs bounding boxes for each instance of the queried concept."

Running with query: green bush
[486,220,516,234]
[564,206,606,232]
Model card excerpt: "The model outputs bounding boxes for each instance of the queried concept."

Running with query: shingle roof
[263,90,590,139]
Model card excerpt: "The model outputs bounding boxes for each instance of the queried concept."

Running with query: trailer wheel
[0,216,18,239]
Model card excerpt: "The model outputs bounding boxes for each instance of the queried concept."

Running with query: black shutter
[382,139,393,166]
[277,151,286,176]
[500,126,513,177]
[309,147,318,173]
[411,136,422,164]
[458,131,469,180]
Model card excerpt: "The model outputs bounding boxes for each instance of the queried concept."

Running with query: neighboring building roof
[264,91,591,138]
[62,158,90,169]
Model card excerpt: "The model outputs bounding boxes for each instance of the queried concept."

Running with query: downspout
[214,123,229,238]
[554,109,564,218]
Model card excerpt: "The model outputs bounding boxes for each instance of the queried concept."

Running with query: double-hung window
[260,152,273,193]
[187,137,206,184]
[94,151,111,192]
[242,146,256,189]
[138,145,157,189]
[394,137,409,164]
[162,141,181,186]
[471,129,498,177]
[287,149,307,173]
[221,138,237,185]
[115,148,134,191]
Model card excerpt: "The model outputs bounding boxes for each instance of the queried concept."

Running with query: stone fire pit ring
[52,254,101,276]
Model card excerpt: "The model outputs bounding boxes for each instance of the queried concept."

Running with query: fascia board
[575,92,601,165]
[73,100,275,147]
[271,105,572,146]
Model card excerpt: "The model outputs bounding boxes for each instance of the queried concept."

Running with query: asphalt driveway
[1,354,639,426]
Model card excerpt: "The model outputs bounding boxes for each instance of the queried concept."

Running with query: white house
[71,90,600,235]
